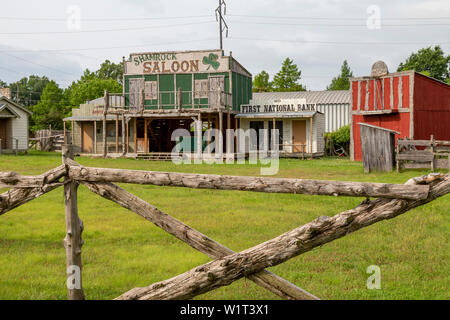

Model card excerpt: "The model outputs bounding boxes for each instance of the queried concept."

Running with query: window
[194,80,208,99]
[145,81,158,100]
[107,123,122,138]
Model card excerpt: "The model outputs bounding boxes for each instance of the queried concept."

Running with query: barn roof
[251,90,351,105]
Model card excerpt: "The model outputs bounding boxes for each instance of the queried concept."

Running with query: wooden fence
[397,136,450,172]
[31,130,66,152]
[0,144,449,300]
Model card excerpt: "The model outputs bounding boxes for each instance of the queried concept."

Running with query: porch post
[94,121,97,154]
[219,110,223,157]
[122,114,126,155]
[116,114,119,154]
[309,117,313,156]
[103,90,109,158]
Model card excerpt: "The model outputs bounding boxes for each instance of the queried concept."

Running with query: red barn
[350,64,450,161]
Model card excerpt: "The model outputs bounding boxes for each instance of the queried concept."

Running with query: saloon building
[66,49,252,156]
[66,49,351,158]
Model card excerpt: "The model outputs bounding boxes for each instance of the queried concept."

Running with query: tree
[0,79,7,88]
[253,70,272,92]
[327,60,354,90]
[31,81,70,131]
[9,75,50,107]
[272,58,306,92]
[66,77,122,107]
[96,60,124,85]
[397,46,450,82]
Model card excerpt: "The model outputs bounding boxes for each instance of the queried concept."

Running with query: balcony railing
[126,90,232,112]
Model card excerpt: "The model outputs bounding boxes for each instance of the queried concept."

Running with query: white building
[0,89,32,153]
[252,91,351,133]
[236,98,326,157]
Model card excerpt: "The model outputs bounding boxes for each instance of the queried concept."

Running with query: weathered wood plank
[68,165,430,200]
[397,140,432,147]
[403,158,450,170]
[117,173,449,300]
[397,154,434,162]
[62,146,85,300]
[0,165,66,216]
[0,165,66,188]
[77,174,318,300]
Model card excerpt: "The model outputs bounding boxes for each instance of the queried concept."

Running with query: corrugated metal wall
[252,91,351,133]
[315,103,351,132]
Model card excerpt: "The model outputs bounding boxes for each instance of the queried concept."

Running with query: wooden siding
[360,124,397,173]
[413,73,450,141]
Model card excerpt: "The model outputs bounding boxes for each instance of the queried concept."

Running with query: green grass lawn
[0,151,448,300]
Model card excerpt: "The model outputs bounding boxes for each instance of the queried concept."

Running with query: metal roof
[252,90,350,105]
[236,111,318,119]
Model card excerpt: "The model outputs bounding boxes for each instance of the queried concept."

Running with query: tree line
[1,60,123,132]
[253,45,450,92]
[0,46,448,133]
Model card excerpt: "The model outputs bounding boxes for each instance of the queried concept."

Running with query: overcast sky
[0,0,449,90]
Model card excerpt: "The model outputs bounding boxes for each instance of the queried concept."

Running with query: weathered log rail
[397,136,450,172]
[0,144,449,300]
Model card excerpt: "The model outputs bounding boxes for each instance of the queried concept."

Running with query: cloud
[0,45,83,86]
[0,0,448,90]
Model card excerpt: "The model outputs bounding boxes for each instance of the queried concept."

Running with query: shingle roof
[252,90,350,105]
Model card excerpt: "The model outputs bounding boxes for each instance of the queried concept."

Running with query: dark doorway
[0,119,10,149]
[249,121,265,151]
[269,121,283,151]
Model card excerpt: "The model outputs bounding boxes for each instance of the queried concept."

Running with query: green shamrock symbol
[202,53,220,71]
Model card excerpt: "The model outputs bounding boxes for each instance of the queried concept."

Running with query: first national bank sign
[240,99,317,113]
[125,50,229,75]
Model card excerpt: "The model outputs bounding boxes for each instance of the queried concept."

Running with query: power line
[228,14,450,21]
[0,13,448,22]
[0,52,78,76]
[0,20,215,35]
[229,36,450,45]
[0,38,217,53]
[230,20,450,27]
[216,0,229,50]
[0,15,212,22]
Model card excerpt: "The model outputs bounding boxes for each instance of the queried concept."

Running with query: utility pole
[216,0,229,50]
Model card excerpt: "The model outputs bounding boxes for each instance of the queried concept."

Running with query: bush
[325,125,350,156]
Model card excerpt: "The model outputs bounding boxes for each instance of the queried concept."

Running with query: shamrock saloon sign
[126,50,227,75]
[202,53,221,71]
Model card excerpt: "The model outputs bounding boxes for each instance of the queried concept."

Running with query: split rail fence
[0,144,449,300]
[397,136,450,172]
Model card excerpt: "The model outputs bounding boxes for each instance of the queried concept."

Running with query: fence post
[103,90,109,158]
[0,139,2,155]
[62,145,85,300]
[15,139,18,156]
[430,135,435,171]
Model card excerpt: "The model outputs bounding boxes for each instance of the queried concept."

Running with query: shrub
[325,125,350,156]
